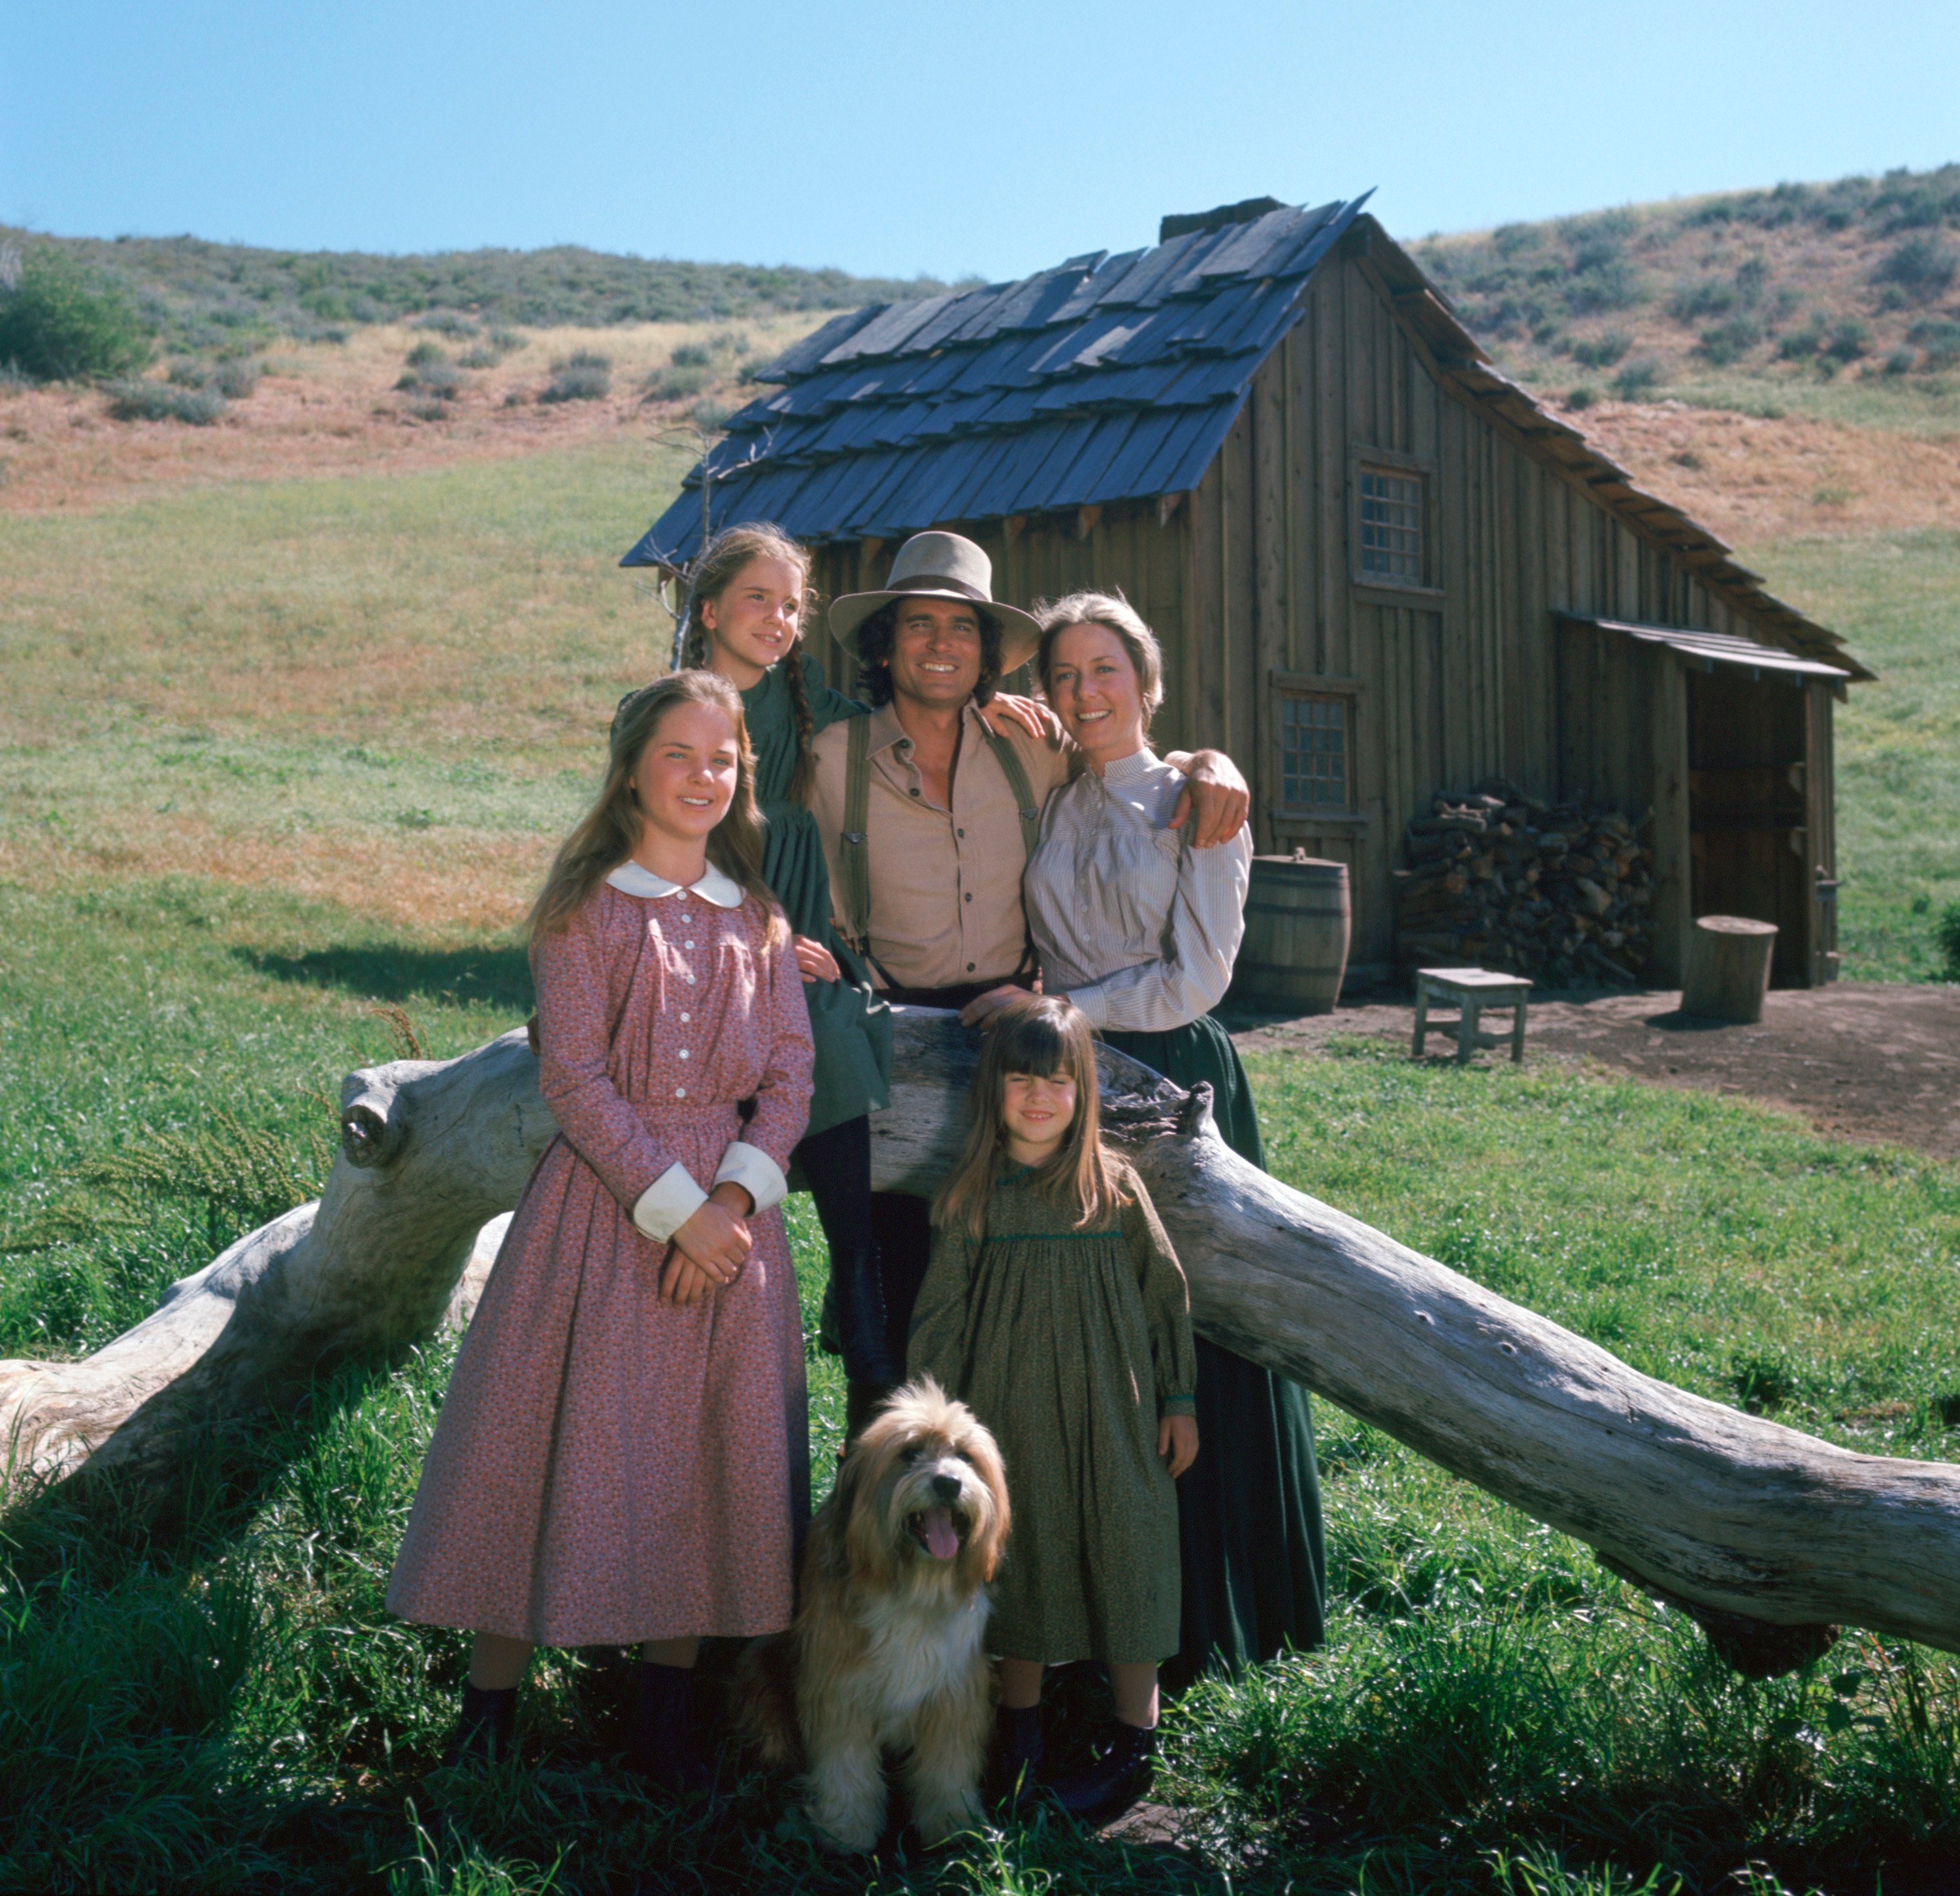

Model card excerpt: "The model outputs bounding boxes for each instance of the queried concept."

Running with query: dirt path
[1235,982,1960,1163]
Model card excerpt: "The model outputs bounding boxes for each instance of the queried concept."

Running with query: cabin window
[1279,693,1351,809]
[1358,468,1423,583]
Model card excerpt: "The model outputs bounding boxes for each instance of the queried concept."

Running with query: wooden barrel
[1231,856,1352,1015]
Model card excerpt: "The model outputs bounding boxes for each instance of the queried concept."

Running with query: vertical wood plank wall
[800,250,1837,979]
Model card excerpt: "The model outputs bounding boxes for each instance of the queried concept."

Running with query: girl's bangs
[990,1005,1082,1081]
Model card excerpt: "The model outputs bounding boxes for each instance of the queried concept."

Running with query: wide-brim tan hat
[827,531,1042,674]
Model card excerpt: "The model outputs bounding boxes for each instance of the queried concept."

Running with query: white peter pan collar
[606,860,745,907]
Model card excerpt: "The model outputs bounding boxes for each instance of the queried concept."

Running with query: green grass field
[3,442,1957,1893]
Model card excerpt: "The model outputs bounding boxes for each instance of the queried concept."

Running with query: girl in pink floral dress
[387,670,814,1791]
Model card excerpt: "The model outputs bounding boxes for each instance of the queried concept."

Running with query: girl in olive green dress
[908,994,1198,1826]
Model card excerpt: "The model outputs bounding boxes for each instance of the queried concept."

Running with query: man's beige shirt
[808,700,1071,992]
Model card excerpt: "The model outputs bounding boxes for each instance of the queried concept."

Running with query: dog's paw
[911,1786,986,1847]
[809,1811,883,1856]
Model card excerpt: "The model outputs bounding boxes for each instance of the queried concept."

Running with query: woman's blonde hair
[676,521,821,802]
[1033,589,1165,728]
[525,669,784,944]
[932,994,1130,1239]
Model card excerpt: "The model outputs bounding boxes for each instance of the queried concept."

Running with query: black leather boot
[988,1703,1045,1812]
[1048,1720,1155,1824]
[631,1661,715,1797]
[443,1682,517,1768]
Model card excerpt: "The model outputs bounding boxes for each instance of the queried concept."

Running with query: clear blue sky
[6,0,1958,281]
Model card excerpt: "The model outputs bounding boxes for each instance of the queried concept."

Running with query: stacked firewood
[1394,780,1656,987]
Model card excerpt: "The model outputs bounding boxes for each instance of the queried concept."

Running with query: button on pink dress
[387,878,815,1646]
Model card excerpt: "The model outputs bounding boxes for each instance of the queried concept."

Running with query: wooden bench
[1413,967,1533,1066]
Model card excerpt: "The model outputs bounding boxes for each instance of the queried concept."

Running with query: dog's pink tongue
[923,1507,959,1560]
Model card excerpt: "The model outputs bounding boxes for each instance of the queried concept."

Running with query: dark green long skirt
[1099,1014,1327,1692]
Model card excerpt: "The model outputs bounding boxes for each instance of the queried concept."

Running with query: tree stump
[1681,915,1777,1023]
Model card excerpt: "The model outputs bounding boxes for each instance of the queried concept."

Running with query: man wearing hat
[808,530,1247,1425]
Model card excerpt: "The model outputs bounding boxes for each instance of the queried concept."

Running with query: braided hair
[676,522,819,802]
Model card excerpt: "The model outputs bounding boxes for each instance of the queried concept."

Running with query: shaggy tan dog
[741,1379,1009,1853]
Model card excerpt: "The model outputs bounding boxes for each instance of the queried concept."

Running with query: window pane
[1358,468,1422,581]
[1280,695,1347,807]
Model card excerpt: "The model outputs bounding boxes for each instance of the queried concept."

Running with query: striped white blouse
[1023,747,1252,1033]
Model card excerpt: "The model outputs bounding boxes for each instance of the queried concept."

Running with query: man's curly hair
[854,598,1004,708]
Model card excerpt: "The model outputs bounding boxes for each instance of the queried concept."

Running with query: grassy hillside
[2,224,952,357]
[1413,164,1960,428]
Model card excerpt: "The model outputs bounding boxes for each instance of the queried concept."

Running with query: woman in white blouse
[961,591,1327,1694]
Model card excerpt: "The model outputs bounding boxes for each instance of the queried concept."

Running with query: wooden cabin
[625,195,1870,989]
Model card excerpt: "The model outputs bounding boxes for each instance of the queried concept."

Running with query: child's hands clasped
[661,1183,755,1305]
[1158,1413,1198,1479]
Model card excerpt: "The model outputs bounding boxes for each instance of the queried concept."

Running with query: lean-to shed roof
[623,201,1869,683]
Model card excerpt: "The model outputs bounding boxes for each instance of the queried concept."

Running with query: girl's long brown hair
[932,995,1130,1239]
[525,669,785,945]
[677,521,821,803]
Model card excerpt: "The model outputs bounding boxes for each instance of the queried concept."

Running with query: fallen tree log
[3,1011,1956,1665]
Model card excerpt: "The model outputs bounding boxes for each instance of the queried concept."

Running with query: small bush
[1777,316,1825,360]
[456,346,497,369]
[1936,902,1960,981]
[670,342,711,369]
[1884,347,1916,376]
[212,358,259,399]
[1827,318,1872,363]
[540,361,610,403]
[1564,385,1595,410]
[1612,357,1661,399]
[105,378,225,424]
[1909,318,1960,369]
[1874,236,1957,302]
[404,340,447,368]
[397,359,463,399]
[1667,277,1737,323]
[0,246,152,382]
[1568,330,1631,368]
[487,326,524,353]
[412,310,478,336]
[1564,258,1640,316]
[406,397,451,423]
[559,348,610,371]
[691,397,732,431]
[641,363,707,402]
[1492,221,1540,256]
[1697,316,1762,366]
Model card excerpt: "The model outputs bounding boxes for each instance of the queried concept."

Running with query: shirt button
[685,940,695,949]
[678,1048,690,1060]
[679,1012,690,1022]
[909,787,920,798]
[967,962,976,973]
[956,827,964,838]
[675,1087,687,1098]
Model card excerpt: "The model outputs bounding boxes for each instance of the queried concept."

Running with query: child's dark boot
[443,1681,517,1769]
[988,1703,1045,1812]
[631,1661,715,1797]
[1048,1718,1155,1825]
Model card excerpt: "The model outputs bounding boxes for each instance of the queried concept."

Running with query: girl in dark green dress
[978,589,1328,1695]
[910,994,1198,1825]
[676,525,898,1395]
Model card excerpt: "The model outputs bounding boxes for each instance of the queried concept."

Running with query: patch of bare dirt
[1237,983,1960,1163]
[1569,398,1960,546]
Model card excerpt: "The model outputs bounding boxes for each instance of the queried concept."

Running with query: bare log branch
[3,1011,1956,1664]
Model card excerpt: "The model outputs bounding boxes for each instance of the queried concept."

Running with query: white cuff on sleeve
[712,1141,788,1216]
[630,1161,710,1241]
